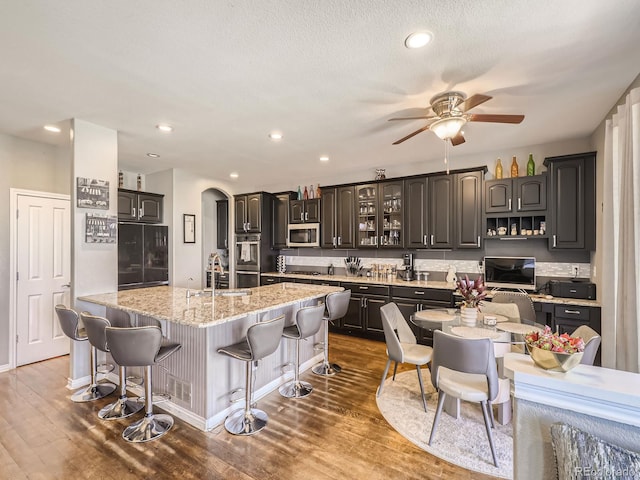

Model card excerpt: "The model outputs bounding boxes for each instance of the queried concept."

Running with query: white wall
[0,132,70,367]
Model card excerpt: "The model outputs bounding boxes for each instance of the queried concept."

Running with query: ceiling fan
[389,91,524,146]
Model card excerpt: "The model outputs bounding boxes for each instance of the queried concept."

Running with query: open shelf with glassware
[485,215,548,239]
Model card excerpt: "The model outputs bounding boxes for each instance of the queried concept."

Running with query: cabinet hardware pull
[518,198,522,210]
[337,236,341,245]
[301,212,304,221]
[477,236,481,247]
[332,236,336,247]
[430,234,434,245]
[415,305,420,312]
[364,298,367,307]
[305,212,309,221]
[414,291,424,295]
[508,198,512,210]
[564,309,581,315]
[553,235,557,247]
[140,207,144,218]
[132,207,136,218]
[569,289,577,293]
[423,234,427,245]
[359,286,369,290]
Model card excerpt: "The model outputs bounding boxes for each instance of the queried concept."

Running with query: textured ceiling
[1,1,640,190]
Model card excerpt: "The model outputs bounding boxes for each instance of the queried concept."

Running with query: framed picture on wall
[183,214,196,243]
[85,214,117,243]
[77,177,109,209]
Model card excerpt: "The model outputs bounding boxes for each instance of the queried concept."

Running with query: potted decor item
[525,326,585,372]
[456,275,487,326]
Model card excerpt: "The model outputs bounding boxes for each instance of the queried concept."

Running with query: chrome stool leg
[99,366,144,420]
[122,365,173,442]
[279,338,313,398]
[312,321,341,376]
[71,345,116,403]
[225,361,268,435]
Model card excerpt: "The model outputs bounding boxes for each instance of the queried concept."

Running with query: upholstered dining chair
[571,325,601,365]
[479,301,521,323]
[429,330,509,468]
[377,302,433,412]
[492,291,537,324]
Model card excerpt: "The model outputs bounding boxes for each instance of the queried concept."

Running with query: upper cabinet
[118,189,163,223]
[485,175,547,213]
[216,200,228,249]
[234,192,273,234]
[289,198,320,224]
[272,192,295,248]
[455,170,483,249]
[544,152,596,250]
[321,186,355,248]
[428,174,455,248]
[355,181,404,248]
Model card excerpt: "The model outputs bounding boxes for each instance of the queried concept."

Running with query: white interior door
[16,194,71,366]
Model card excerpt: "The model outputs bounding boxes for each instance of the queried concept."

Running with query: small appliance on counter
[549,280,596,300]
[398,253,414,281]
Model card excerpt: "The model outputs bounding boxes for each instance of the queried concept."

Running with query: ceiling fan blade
[392,125,432,145]
[467,113,525,124]
[450,133,466,146]
[458,94,492,112]
[388,115,436,121]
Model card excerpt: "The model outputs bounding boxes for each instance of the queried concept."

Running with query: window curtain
[602,87,640,373]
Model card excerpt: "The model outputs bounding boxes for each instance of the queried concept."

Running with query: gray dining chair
[571,325,601,365]
[492,291,537,324]
[378,302,433,412]
[429,330,507,468]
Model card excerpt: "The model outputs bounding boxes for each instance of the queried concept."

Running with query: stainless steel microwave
[287,223,320,247]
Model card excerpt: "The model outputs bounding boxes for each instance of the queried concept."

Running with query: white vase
[460,306,478,326]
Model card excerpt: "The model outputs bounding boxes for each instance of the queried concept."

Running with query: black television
[483,256,536,291]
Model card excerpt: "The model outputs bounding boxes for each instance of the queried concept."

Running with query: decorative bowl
[526,344,584,372]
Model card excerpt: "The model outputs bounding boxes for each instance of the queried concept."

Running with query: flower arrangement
[525,326,585,354]
[456,274,487,308]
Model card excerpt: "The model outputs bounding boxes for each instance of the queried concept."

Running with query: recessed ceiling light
[268,132,283,140]
[404,31,433,49]
[146,153,160,158]
[156,124,173,132]
[44,125,61,133]
[229,172,239,179]
[319,156,329,162]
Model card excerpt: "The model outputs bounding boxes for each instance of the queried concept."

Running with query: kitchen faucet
[210,253,225,297]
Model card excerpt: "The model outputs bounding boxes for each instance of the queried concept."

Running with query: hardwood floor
[0,334,498,480]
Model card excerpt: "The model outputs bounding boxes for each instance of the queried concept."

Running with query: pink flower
[456,274,487,308]
[525,326,585,354]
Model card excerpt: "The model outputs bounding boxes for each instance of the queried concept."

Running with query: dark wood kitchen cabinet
[118,189,163,223]
[544,152,596,250]
[428,174,455,248]
[320,186,355,248]
[289,198,320,224]
[485,175,547,213]
[216,200,228,249]
[338,283,389,337]
[404,176,429,248]
[235,192,273,233]
[272,192,294,248]
[355,181,404,248]
[392,286,454,346]
[455,170,483,249]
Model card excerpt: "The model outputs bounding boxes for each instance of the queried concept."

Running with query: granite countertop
[79,283,342,328]
[261,272,601,307]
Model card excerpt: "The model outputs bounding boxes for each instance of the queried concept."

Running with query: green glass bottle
[297,185,302,200]
[527,153,535,176]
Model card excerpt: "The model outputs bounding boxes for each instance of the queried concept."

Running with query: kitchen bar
[76,282,342,431]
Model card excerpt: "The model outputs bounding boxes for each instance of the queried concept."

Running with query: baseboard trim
[0,363,11,374]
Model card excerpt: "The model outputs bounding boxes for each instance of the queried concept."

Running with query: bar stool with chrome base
[279,304,325,398]
[105,325,182,442]
[80,312,144,420]
[217,315,285,435]
[312,289,351,376]
[55,304,116,402]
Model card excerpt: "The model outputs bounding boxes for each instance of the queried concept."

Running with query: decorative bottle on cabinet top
[303,186,309,200]
[118,170,124,188]
[527,153,535,176]
[316,184,321,198]
[309,185,314,199]
[495,158,503,179]
[136,174,142,191]
[297,185,302,200]
[510,156,519,177]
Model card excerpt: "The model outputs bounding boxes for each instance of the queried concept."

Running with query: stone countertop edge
[78,283,343,328]
[261,272,601,307]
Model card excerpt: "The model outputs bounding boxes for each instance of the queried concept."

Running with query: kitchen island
[76,282,342,431]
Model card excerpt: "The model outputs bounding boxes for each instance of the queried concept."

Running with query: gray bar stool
[80,312,144,420]
[55,305,116,402]
[105,326,182,442]
[217,315,285,435]
[279,303,325,398]
[312,290,351,376]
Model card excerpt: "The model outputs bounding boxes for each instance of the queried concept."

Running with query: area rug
[376,370,513,479]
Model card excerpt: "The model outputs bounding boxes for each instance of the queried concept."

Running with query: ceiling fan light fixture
[268,132,283,140]
[156,124,173,132]
[430,117,467,140]
[404,31,433,49]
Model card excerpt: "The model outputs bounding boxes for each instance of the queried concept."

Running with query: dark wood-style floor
[0,334,497,480]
